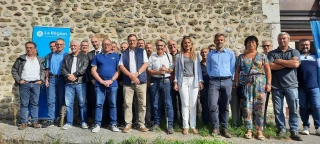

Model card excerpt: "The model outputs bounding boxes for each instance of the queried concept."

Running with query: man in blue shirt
[297,39,320,136]
[91,38,120,133]
[43,38,68,127]
[207,33,235,138]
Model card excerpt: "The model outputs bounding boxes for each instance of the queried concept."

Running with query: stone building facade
[0,0,280,119]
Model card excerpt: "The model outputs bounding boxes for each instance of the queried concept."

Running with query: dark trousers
[264,92,270,126]
[200,86,210,125]
[117,85,125,126]
[171,86,182,122]
[208,78,232,129]
[86,82,96,120]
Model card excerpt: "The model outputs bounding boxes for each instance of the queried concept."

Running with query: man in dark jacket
[61,40,89,130]
[11,41,46,130]
[61,41,89,130]
[86,36,101,124]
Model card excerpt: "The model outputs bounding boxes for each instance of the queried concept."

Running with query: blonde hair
[181,36,196,61]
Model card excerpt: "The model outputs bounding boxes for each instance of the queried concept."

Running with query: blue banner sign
[32,26,70,118]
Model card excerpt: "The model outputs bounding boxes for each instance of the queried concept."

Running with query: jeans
[47,76,65,122]
[179,77,199,128]
[298,87,320,129]
[65,83,87,125]
[95,85,118,126]
[200,86,210,125]
[208,78,232,129]
[272,88,299,132]
[19,83,40,124]
[151,78,174,127]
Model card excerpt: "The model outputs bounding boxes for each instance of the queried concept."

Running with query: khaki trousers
[123,83,147,126]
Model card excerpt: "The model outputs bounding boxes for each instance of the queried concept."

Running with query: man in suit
[86,36,102,124]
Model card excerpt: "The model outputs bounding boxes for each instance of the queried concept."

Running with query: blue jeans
[150,78,174,127]
[95,85,118,126]
[47,76,65,122]
[272,88,299,132]
[65,83,87,125]
[19,83,40,124]
[298,87,320,129]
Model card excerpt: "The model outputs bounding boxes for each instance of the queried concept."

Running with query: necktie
[95,51,99,55]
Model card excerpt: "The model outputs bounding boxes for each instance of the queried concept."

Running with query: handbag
[236,53,257,100]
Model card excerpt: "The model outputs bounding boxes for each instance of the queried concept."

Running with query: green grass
[158,117,279,139]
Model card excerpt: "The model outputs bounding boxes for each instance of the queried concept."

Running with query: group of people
[11,32,320,141]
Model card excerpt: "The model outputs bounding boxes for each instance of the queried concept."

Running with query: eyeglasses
[102,44,112,46]
[262,45,270,47]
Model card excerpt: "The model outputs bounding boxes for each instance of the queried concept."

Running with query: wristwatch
[138,71,141,75]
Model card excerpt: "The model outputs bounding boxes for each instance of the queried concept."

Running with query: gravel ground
[0,120,318,144]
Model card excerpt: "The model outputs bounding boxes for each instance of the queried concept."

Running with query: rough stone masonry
[0,0,273,120]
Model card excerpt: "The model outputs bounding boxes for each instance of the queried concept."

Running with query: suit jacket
[86,50,97,81]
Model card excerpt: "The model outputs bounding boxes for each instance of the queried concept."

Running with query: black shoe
[167,127,174,134]
[150,124,159,131]
[277,130,286,137]
[41,121,54,128]
[211,129,220,137]
[290,131,303,141]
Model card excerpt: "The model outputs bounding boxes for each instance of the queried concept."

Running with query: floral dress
[236,53,269,131]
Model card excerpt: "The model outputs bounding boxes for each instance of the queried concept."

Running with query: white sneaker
[62,124,72,130]
[92,124,100,133]
[111,125,120,132]
[316,128,320,136]
[301,126,309,135]
[81,123,88,129]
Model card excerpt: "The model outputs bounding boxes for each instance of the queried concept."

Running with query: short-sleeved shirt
[297,54,318,89]
[267,47,300,89]
[46,51,67,75]
[91,52,119,87]
[148,52,173,78]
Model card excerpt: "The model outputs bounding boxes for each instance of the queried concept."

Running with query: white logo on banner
[37,31,43,37]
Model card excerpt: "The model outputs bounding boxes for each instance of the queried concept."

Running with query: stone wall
[0,0,275,119]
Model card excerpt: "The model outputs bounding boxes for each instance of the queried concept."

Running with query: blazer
[174,52,203,88]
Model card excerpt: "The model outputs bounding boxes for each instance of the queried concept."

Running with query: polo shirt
[268,47,300,89]
[148,52,173,78]
[206,48,236,77]
[46,51,67,75]
[297,53,318,89]
[91,52,119,87]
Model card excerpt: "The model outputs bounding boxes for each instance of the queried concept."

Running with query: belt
[210,76,231,80]
[25,80,38,83]
[152,77,170,80]
[183,74,194,77]
[49,74,62,78]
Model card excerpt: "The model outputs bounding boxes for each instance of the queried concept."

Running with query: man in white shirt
[11,41,46,130]
[119,34,149,133]
[148,39,174,134]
